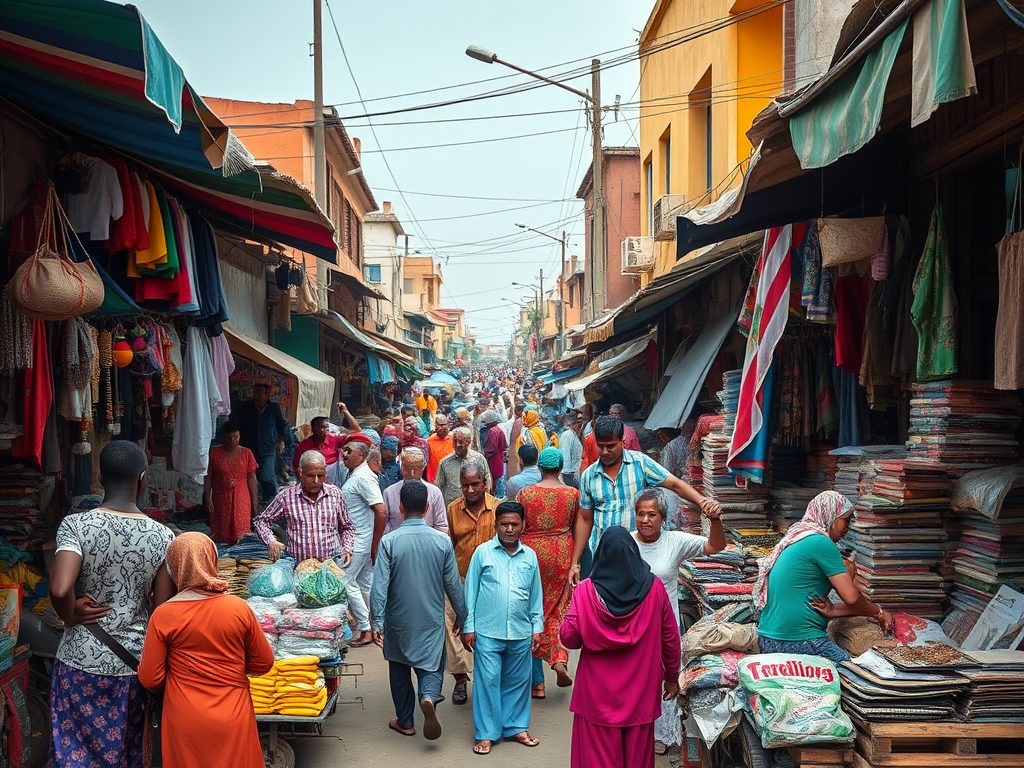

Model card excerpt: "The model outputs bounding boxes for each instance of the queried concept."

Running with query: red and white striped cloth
[728,225,794,472]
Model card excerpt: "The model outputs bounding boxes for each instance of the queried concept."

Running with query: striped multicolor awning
[0,0,338,261]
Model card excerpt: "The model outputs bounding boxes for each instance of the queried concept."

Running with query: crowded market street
[2,1,1024,768]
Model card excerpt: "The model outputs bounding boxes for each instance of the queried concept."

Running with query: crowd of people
[59,366,889,768]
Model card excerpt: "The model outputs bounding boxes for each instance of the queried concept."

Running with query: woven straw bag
[7,182,104,319]
[818,217,887,268]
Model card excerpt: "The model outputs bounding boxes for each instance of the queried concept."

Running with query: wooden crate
[788,744,854,767]
[853,721,1024,767]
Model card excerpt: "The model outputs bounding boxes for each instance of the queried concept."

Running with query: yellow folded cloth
[277,705,325,717]
[275,656,320,669]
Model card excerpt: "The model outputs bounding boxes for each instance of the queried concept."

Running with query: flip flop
[452,680,468,705]
[420,698,442,741]
[531,684,545,699]
[388,720,415,737]
[509,733,539,747]
[554,663,573,688]
[350,636,373,648]
[473,741,492,755]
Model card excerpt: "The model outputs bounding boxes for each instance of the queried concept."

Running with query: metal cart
[257,660,364,768]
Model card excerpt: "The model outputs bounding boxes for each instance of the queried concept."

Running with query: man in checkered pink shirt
[255,450,355,564]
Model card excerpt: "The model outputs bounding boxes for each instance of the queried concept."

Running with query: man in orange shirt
[425,414,454,483]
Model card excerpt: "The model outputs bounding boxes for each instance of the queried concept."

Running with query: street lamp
[516,223,568,355]
[467,44,607,318]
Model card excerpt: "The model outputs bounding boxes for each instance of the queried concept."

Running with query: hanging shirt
[66,156,123,241]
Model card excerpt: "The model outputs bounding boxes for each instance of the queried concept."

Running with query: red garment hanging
[833,273,874,373]
[11,320,53,467]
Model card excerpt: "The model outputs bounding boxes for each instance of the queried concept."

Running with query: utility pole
[312,0,326,210]
[590,59,605,319]
[558,230,566,354]
[538,268,544,356]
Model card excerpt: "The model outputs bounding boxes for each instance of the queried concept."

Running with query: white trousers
[344,550,373,631]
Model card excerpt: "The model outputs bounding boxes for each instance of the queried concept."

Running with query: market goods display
[294,561,347,609]
[249,657,328,716]
[739,653,854,748]
[247,560,295,598]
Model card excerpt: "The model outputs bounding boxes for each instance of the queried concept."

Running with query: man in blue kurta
[371,480,466,741]
[460,500,544,755]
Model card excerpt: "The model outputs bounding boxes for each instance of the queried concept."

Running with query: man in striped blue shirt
[572,416,722,583]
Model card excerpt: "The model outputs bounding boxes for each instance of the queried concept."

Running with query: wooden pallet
[853,721,1024,767]
[788,744,854,767]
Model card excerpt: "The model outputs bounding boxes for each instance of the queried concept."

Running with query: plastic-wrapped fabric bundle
[280,604,347,631]
[277,633,341,660]
[246,597,284,633]
[247,559,295,598]
[294,562,347,608]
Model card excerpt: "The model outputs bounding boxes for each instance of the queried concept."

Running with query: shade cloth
[645,311,738,431]
[223,325,334,428]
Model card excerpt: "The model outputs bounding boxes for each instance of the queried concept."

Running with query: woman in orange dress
[518,447,580,698]
[203,421,259,545]
[139,533,274,768]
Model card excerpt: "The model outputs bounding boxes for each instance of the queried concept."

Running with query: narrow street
[293,646,574,767]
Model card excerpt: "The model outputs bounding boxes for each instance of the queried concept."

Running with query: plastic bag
[739,654,853,748]
[276,633,340,660]
[682,616,759,662]
[294,562,347,608]
[247,560,295,598]
[246,597,284,633]
[280,604,348,631]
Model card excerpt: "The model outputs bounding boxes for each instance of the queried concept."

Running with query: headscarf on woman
[754,490,853,609]
[589,526,655,617]
[537,447,564,472]
[167,532,229,600]
[515,409,548,452]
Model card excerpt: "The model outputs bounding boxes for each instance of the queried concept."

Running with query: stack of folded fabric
[249,656,328,716]
[906,382,1021,473]
[679,545,754,615]
[767,484,819,532]
[806,447,838,487]
[838,650,970,722]
[0,462,47,551]
[845,458,951,619]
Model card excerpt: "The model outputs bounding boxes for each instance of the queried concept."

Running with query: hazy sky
[129,0,647,344]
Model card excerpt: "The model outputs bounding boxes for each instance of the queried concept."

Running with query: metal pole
[558,231,565,355]
[590,58,605,319]
[312,0,326,210]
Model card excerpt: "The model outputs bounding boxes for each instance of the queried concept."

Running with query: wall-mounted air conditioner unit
[653,194,687,242]
[621,236,655,275]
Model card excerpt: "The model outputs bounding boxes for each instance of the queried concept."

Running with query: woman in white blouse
[632,487,727,755]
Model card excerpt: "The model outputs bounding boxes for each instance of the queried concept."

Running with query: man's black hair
[99,440,147,487]
[399,480,428,515]
[517,444,539,466]
[253,382,271,392]
[221,421,240,435]
[400,405,416,417]
[593,415,625,441]
[311,416,330,428]
[495,501,525,520]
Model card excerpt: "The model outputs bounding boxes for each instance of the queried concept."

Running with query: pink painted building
[575,147,642,323]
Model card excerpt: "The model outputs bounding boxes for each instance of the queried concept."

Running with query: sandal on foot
[420,698,442,741]
[452,680,468,705]
[531,684,545,699]
[388,720,415,737]
[554,662,573,688]
[473,740,492,755]
[653,740,668,755]
[509,732,539,747]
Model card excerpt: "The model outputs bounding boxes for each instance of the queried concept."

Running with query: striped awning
[0,0,338,261]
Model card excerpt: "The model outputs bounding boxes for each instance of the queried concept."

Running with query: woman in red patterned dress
[203,422,259,545]
[518,447,580,697]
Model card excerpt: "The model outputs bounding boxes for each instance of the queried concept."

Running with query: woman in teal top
[756,491,894,664]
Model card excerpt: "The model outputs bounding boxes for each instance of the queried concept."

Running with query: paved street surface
[292,644,573,767]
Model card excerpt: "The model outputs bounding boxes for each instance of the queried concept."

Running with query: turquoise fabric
[758,535,847,641]
[139,14,184,131]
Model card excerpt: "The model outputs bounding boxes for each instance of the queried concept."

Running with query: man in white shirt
[341,435,386,647]
[382,448,448,534]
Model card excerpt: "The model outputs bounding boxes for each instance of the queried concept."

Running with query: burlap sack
[818,216,887,268]
[682,618,759,662]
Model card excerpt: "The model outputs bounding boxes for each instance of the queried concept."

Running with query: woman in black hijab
[559,526,681,768]
[589,526,655,616]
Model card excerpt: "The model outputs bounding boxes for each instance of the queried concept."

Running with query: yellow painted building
[639,0,783,279]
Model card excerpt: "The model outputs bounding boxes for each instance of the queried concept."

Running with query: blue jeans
[473,635,533,741]
[757,636,850,665]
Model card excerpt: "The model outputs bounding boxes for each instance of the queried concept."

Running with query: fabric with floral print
[518,484,579,667]
[911,204,958,381]
[49,660,147,767]
[55,510,174,676]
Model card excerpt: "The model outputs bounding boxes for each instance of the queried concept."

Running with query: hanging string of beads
[98,329,113,423]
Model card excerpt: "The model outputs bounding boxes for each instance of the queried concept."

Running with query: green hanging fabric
[911,204,958,381]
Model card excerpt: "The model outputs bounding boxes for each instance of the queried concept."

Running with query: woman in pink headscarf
[756,490,894,664]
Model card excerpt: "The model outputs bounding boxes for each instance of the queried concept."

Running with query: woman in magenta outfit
[560,527,681,768]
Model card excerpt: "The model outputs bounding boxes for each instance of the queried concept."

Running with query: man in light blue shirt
[505,444,541,501]
[460,501,543,755]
